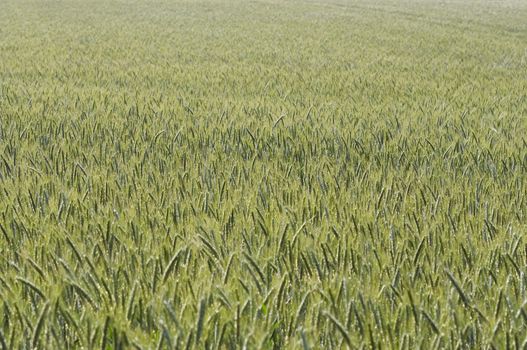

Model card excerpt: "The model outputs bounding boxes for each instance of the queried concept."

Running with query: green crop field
[0,0,526,348]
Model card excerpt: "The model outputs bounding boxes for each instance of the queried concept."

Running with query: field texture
[1,0,527,348]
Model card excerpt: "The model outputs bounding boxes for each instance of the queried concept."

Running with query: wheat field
[1,0,527,348]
